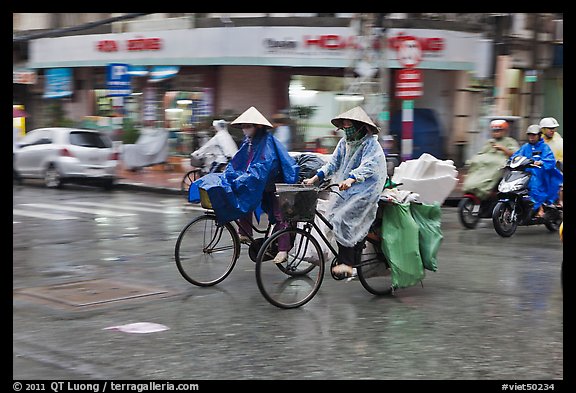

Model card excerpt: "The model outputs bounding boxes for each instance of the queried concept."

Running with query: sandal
[332,264,354,277]
[273,251,288,264]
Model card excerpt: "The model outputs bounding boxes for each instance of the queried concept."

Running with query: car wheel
[44,165,62,189]
[101,179,115,190]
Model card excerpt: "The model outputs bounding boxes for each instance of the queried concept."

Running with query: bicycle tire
[356,240,394,296]
[175,214,240,286]
[255,227,324,309]
[357,262,394,296]
[180,169,201,200]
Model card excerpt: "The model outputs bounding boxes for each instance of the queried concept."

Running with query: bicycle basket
[275,183,318,222]
[199,188,213,209]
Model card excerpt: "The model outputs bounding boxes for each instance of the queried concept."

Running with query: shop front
[27,25,490,159]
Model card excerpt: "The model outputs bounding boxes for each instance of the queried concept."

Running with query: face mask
[343,125,357,140]
[242,126,256,137]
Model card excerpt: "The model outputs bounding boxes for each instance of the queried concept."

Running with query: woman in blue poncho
[510,124,563,217]
[188,106,299,263]
[303,106,388,277]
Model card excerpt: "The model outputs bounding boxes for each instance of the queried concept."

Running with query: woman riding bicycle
[188,106,300,263]
[303,106,387,277]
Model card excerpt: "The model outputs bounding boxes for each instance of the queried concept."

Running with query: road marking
[66,201,177,214]
[66,201,207,213]
[12,208,78,220]
[18,203,136,217]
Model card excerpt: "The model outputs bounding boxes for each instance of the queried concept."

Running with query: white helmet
[539,117,559,128]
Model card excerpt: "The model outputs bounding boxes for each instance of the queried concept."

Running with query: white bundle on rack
[391,153,458,205]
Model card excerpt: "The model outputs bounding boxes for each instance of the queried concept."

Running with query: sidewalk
[115,156,192,196]
[115,156,465,205]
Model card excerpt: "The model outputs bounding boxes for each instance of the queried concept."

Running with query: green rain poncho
[462,136,520,200]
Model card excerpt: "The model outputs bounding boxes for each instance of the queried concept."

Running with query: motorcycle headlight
[498,178,524,193]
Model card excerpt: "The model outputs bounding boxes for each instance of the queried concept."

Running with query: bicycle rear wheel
[175,214,240,286]
[356,241,394,296]
[255,227,324,309]
[181,170,201,200]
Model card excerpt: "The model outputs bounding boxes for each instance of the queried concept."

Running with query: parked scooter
[492,155,563,237]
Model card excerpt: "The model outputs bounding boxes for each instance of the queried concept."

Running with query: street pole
[377,13,389,135]
[401,100,414,161]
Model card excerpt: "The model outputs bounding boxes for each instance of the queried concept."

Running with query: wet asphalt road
[13,184,564,382]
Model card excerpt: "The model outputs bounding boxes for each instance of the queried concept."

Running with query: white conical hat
[230,106,273,129]
[331,106,380,133]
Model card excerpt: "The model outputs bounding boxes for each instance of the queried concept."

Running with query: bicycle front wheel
[175,214,240,286]
[255,227,324,309]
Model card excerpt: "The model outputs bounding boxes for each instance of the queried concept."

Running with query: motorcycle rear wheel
[458,197,481,229]
[492,201,518,237]
[545,219,562,232]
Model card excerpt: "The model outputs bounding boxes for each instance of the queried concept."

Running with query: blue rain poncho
[318,135,388,247]
[510,138,563,210]
[188,130,299,225]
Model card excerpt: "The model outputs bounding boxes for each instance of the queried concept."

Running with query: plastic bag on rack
[380,202,425,288]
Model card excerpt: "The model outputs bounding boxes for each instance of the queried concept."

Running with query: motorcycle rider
[461,119,519,201]
[510,124,563,218]
[539,117,563,169]
[539,117,563,206]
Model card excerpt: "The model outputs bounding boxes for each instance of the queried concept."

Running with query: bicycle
[255,183,398,309]
[175,188,287,286]
[180,161,227,200]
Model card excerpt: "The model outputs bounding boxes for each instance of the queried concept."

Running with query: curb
[114,181,182,196]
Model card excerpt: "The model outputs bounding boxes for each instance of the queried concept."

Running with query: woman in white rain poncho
[303,106,387,277]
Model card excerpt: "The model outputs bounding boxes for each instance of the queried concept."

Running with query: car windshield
[69,131,112,148]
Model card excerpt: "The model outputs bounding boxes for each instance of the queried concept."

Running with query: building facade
[13,13,563,163]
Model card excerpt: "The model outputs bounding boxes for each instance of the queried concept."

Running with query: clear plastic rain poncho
[319,134,387,247]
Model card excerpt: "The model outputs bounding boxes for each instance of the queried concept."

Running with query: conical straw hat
[230,106,274,129]
[331,106,380,133]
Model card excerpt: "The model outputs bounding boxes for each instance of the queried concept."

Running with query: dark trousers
[337,241,363,267]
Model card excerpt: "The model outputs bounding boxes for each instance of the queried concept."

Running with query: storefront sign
[43,68,72,98]
[13,70,37,85]
[30,27,487,73]
[303,34,357,49]
[97,37,162,52]
[388,32,445,53]
[106,63,132,97]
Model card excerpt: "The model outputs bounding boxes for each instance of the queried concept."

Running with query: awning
[127,65,149,77]
[148,66,179,83]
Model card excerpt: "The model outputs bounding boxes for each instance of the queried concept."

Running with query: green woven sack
[380,203,425,288]
[410,203,443,272]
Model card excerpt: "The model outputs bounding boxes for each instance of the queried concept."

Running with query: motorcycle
[457,187,499,229]
[492,155,563,237]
